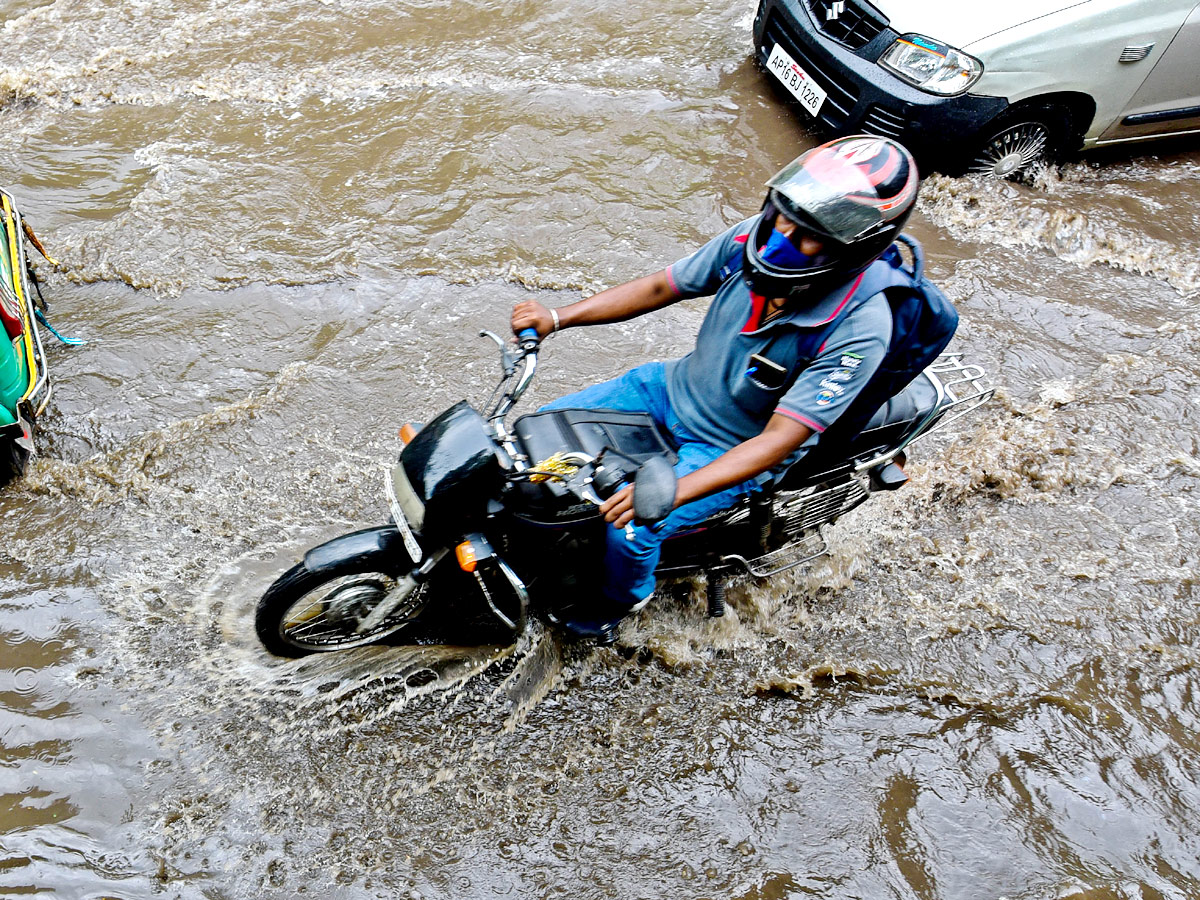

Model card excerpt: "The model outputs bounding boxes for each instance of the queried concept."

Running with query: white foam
[920,173,1200,296]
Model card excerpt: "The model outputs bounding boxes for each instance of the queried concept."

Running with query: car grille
[762,11,858,130]
[862,103,905,139]
[802,0,886,51]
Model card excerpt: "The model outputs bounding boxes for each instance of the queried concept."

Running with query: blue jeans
[541,362,760,609]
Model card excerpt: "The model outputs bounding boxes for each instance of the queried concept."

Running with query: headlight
[880,34,983,96]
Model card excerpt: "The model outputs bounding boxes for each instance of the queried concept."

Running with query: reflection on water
[2,0,1200,895]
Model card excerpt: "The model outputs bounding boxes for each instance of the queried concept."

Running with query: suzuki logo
[826,0,845,20]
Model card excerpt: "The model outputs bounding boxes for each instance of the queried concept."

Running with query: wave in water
[920,172,1200,296]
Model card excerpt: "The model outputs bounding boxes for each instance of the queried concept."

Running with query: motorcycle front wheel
[255,553,431,657]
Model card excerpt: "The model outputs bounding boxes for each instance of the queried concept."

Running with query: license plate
[384,469,424,563]
[766,43,827,118]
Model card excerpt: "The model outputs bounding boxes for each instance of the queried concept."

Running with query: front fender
[303,525,411,575]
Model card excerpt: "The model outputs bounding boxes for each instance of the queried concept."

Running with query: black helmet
[743,135,919,300]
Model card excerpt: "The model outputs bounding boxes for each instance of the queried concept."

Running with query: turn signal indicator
[455,541,478,573]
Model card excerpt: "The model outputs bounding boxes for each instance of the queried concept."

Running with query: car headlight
[880,34,983,96]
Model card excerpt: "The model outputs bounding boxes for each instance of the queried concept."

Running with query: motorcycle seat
[511,408,679,516]
[514,408,678,468]
[513,373,941,504]
[858,369,940,439]
[775,371,942,490]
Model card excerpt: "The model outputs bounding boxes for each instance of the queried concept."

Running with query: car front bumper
[752,0,1008,171]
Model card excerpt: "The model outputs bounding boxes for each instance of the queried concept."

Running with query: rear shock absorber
[751,492,773,550]
[706,570,726,618]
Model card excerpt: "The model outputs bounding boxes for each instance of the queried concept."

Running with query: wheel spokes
[282,598,325,628]
[969,123,1050,178]
[279,572,424,649]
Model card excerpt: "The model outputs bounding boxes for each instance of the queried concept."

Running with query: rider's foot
[560,616,621,643]
[545,600,621,640]
[549,592,653,643]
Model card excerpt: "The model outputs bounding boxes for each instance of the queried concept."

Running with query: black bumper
[752,0,1008,172]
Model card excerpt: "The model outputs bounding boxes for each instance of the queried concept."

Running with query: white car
[752,0,1200,177]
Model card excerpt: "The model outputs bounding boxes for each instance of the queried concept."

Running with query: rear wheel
[255,555,431,657]
[966,105,1070,179]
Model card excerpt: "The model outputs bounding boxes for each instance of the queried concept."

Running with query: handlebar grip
[517,326,541,351]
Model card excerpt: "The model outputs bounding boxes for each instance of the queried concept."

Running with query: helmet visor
[766,157,884,243]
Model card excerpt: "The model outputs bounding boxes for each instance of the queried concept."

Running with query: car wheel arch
[961,93,1095,178]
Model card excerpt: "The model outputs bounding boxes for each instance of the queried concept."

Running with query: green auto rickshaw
[0,189,52,483]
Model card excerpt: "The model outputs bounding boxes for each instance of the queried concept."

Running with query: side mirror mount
[632,456,677,524]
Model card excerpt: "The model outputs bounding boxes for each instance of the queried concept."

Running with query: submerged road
[1,0,1199,896]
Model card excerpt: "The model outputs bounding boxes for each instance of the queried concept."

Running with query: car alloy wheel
[967,120,1053,179]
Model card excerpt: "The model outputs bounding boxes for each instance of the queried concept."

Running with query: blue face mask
[761,227,815,269]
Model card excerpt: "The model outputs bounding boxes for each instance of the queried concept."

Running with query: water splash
[920,173,1200,296]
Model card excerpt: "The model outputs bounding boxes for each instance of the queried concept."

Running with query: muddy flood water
[2,0,1200,897]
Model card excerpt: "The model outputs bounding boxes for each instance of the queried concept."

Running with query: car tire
[964,105,1071,179]
[0,433,31,485]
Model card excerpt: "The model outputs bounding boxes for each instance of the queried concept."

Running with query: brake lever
[569,478,637,542]
[576,449,639,543]
[480,329,518,378]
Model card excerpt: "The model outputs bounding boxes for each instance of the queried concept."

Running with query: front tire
[255,553,431,657]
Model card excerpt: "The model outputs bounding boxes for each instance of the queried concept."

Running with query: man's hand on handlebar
[599,484,637,530]
[511,300,555,339]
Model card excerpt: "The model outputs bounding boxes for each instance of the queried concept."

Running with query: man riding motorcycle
[511,135,920,639]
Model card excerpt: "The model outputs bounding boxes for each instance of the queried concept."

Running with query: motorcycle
[255,312,993,657]
[0,189,54,484]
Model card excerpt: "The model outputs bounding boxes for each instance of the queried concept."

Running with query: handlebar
[480,326,542,426]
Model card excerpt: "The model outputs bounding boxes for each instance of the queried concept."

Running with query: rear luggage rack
[924,352,994,433]
[709,353,992,582]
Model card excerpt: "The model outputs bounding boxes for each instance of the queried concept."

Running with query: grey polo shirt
[663,217,892,450]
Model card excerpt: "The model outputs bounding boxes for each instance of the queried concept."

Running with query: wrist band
[550,308,561,333]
